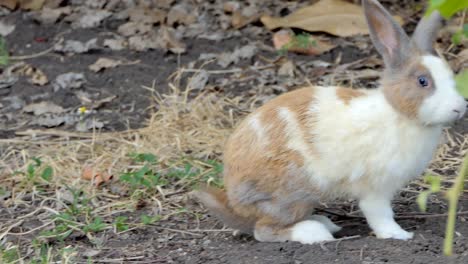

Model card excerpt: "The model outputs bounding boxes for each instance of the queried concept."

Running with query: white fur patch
[247,113,267,144]
[277,107,310,158]
[309,215,342,233]
[307,87,443,198]
[290,220,334,244]
[419,55,466,125]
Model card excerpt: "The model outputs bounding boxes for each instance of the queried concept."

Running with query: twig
[323,235,361,245]
[158,227,204,237]
[10,39,64,60]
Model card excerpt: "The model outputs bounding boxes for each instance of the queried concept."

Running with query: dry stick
[10,38,64,60]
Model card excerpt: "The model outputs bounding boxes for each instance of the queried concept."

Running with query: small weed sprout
[278,32,317,55]
[0,37,9,66]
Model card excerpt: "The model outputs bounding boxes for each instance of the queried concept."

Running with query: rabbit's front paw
[375,227,413,240]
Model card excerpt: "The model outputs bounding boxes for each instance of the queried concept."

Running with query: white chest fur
[305,87,443,199]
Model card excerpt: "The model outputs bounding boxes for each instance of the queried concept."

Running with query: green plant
[427,0,468,18]
[0,37,9,66]
[114,216,129,232]
[0,245,20,264]
[84,217,107,233]
[279,32,317,55]
[140,214,161,225]
[16,157,54,186]
[119,153,166,192]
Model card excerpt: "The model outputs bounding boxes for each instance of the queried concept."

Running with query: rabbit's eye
[418,76,429,87]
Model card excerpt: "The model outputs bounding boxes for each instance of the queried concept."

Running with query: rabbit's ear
[411,11,443,54]
[362,0,412,69]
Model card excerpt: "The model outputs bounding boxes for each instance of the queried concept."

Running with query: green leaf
[114,216,129,232]
[141,214,161,225]
[130,153,157,163]
[84,217,107,233]
[424,174,441,192]
[455,70,468,98]
[427,0,468,18]
[0,37,9,66]
[41,166,53,182]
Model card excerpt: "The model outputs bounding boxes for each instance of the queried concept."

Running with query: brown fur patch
[336,87,365,105]
[382,61,435,119]
[223,87,319,228]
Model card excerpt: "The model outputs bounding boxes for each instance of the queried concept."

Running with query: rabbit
[194,0,467,244]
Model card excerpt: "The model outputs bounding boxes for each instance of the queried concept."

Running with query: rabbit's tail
[193,186,254,234]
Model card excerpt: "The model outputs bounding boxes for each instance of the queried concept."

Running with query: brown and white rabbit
[195,0,467,244]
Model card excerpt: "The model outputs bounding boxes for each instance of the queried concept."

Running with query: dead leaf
[155,0,175,9]
[54,38,98,54]
[23,101,64,115]
[231,5,260,29]
[217,44,257,68]
[158,26,186,54]
[72,9,111,29]
[223,1,240,13]
[167,3,197,26]
[53,72,85,92]
[89,58,123,73]
[103,38,127,50]
[31,68,48,85]
[44,0,63,8]
[117,22,152,37]
[32,113,78,127]
[128,7,166,24]
[188,70,209,90]
[19,0,45,10]
[81,165,113,187]
[31,6,72,24]
[231,11,260,29]
[273,29,336,55]
[76,119,105,132]
[278,60,296,77]
[0,0,17,10]
[128,34,160,51]
[0,19,15,36]
[14,63,48,86]
[261,0,403,37]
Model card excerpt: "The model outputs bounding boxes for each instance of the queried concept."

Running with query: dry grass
[0,70,257,262]
[0,69,467,262]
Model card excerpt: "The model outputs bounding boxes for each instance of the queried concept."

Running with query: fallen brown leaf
[32,6,72,24]
[14,63,49,86]
[128,7,166,24]
[231,11,260,29]
[0,0,17,10]
[167,3,196,26]
[31,68,48,85]
[20,0,46,10]
[158,26,186,54]
[273,29,336,55]
[261,0,403,37]
[0,19,15,36]
[82,165,113,187]
[89,58,123,73]
[24,101,64,115]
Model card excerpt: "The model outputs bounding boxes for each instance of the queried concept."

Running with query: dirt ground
[1,0,468,263]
